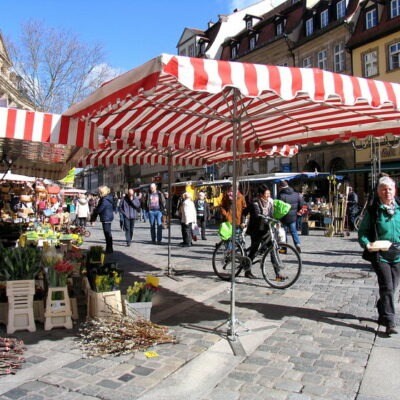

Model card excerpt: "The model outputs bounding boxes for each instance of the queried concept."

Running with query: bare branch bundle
[0,337,25,375]
[77,315,176,357]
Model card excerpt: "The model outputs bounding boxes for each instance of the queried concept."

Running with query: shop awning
[0,108,97,180]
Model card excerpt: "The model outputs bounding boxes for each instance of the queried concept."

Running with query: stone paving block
[244,357,271,366]
[131,366,155,376]
[287,394,312,400]
[96,379,121,389]
[301,384,329,397]
[17,381,48,392]
[274,379,303,393]
[117,373,135,382]
[41,385,66,397]
[207,390,240,400]
[77,385,102,397]
[24,356,47,365]
[258,366,285,378]
[63,360,87,370]
[21,396,45,400]
[2,389,28,400]
[227,371,256,383]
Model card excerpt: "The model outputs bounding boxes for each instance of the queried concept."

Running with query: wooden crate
[87,289,123,319]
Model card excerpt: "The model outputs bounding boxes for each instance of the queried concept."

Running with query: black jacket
[194,199,211,220]
[145,191,166,213]
[246,198,273,236]
[277,187,304,224]
[96,194,114,222]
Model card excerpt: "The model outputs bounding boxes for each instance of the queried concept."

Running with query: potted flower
[42,250,74,330]
[0,246,41,334]
[125,276,159,320]
[86,266,123,319]
[87,245,105,265]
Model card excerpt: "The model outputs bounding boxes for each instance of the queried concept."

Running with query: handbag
[380,243,400,263]
[362,248,377,262]
[192,223,200,237]
[218,221,232,240]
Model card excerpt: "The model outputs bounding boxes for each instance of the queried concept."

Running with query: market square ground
[1,220,400,400]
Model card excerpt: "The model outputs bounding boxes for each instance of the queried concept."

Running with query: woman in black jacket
[95,186,114,253]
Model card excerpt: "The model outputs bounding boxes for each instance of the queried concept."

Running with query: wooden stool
[6,280,36,334]
[44,287,73,330]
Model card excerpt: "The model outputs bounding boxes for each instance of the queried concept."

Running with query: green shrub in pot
[0,246,41,281]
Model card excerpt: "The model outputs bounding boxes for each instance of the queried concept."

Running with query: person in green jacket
[358,176,400,335]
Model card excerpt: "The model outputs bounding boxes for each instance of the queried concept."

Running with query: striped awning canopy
[65,54,400,153]
[0,108,96,179]
[78,143,299,168]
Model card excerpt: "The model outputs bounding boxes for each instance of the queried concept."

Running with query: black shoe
[126,243,131,247]
[295,244,302,253]
[202,237,207,240]
[106,249,113,254]
[179,243,190,247]
[244,271,256,279]
[386,324,398,335]
[157,241,162,245]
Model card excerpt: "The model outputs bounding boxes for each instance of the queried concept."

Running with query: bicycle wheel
[212,240,245,281]
[261,243,302,289]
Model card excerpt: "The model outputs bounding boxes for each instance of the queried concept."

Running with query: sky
[0,0,262,73]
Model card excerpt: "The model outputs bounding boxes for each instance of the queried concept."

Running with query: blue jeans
[148,210,163,242]
[284,221,300,246]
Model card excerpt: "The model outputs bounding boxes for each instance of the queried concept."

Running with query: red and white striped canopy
[65,54,400,153]
[78,143,298,168]
[0,108,96,179]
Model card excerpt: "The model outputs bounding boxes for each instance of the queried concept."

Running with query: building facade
[0,32,33,110]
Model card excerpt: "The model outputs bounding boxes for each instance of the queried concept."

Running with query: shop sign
[152,176,162,182]
[355,145,400,163]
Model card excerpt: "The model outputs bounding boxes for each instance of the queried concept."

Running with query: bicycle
[212,228,250,281]
[212,217,302,289]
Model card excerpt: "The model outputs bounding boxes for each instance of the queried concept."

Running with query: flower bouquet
[94,271,122,293]
[125,276,159,320]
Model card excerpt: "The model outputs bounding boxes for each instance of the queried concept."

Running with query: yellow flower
[146,275,159,288]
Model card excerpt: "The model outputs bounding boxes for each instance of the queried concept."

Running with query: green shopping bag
[218,221,232,240]
[273,199,291,220]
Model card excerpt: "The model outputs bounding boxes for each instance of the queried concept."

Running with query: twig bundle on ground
[0,337,25,375]
[77,315,176,357]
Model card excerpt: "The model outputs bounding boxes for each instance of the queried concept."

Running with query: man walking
[145,183,166,244]
[277,180,304,253]
[120,189,141,247]
[194,192,210,240]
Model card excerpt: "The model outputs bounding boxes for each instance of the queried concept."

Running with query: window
[389,42,400,70]
[276,22,283,36]
[179,49,186,56]
[390,0,400,18]
[306,18,314,36]
[317,50,327,70]
[336,0,346,19]
[279,62,289,67]
[334,42,345,72]
[249,35,257,50]
[231,44,239,59]
[321,9,329,28]
[188,44,195,57]
[364,51,378,77]
[198,41,207,55]
[365,8,377,29]
[246,19,252,29]
[302,56,312,68]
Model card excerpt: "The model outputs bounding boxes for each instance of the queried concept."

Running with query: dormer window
[276,22,284,36]
[249,35,257,50]
[198,40,207,56]
[321,9,329,28]
[246,19,253,29]
[365,8,378,29]
[336,0,346,19]
[306,18,314,36]
[231,42,239,59]
[390,0,400,18]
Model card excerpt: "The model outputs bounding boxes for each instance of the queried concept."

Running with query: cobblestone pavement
[1,218,399,400]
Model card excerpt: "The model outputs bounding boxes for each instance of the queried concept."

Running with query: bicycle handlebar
[263,216,280,224]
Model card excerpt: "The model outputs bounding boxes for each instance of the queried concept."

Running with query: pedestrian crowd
[82,174,400,336]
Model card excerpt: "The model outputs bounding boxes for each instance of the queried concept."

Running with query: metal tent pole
[167,153,173,276]
[228,89,240,342]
